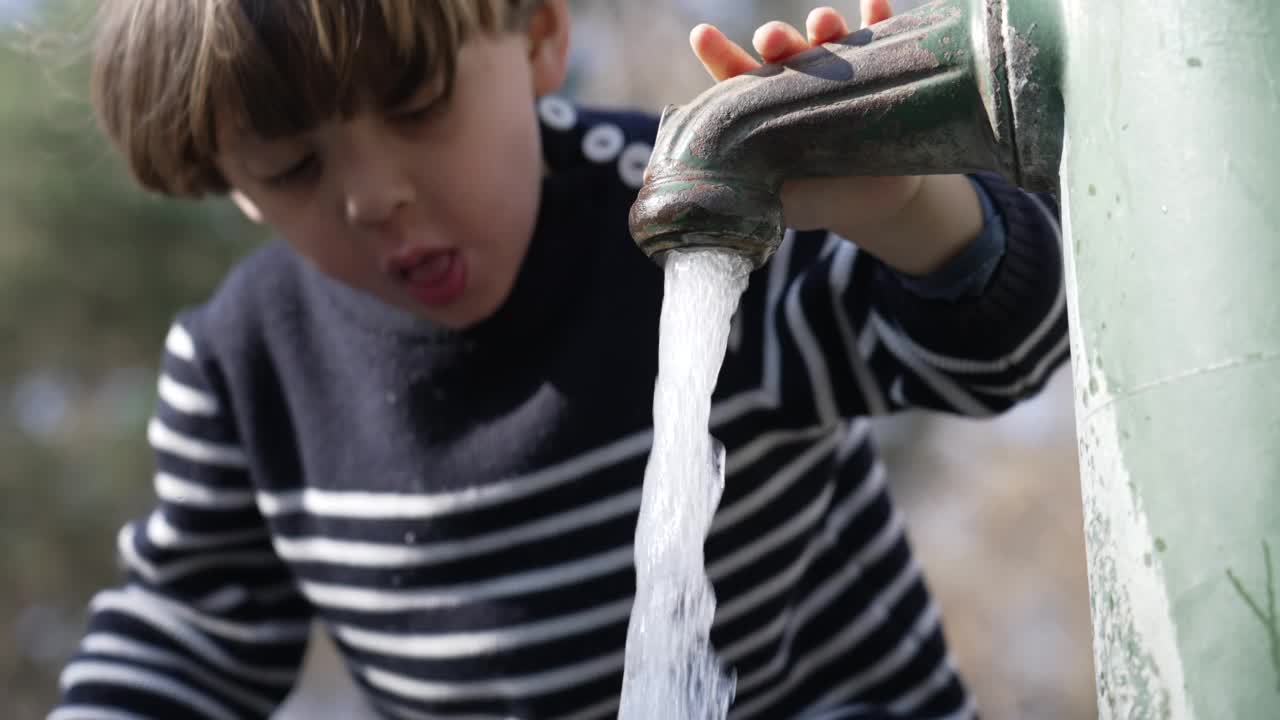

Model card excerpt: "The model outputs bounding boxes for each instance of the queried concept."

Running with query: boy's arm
[53,315,312,718]
[775,172,1068,420]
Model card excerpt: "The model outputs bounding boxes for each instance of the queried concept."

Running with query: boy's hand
[689,1,984,278]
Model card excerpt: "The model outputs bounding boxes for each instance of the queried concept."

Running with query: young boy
[54,0,1067,718]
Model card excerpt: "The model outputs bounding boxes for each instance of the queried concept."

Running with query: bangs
[192,0,497,147]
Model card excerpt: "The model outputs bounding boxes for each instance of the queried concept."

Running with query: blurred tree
[1,2,262,715]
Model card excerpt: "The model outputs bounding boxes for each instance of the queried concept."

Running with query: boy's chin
[402,290,506,331]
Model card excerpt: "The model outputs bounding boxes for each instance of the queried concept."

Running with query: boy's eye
[392,97,446,125]
[265,154,320,187]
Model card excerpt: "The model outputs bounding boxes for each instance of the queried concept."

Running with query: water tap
[629,0,1064,268]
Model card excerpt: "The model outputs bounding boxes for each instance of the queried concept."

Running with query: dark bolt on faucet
[628,0,1065,269]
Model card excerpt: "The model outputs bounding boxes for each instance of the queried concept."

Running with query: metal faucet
[628,0,1063,268]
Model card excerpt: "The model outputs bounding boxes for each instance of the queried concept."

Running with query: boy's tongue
[407,252,455,288]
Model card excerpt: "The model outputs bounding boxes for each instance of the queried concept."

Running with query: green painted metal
[1062,1,1280,717]
[630,0,1280,714]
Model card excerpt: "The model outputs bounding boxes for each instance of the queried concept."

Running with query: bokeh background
[0,0,1095,717]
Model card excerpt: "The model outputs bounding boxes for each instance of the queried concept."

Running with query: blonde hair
[91,0,537,197]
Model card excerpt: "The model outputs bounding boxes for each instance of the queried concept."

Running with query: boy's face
[215,5,570,329]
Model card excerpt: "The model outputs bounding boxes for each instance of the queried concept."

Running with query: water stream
[618,248,754,719]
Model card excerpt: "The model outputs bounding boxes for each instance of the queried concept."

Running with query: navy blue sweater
[54,99,1068,720]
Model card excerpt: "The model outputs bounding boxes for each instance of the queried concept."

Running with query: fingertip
[689,23,715,50]
[861,0,894,27]
[807,6,850,44]
[753,20,808,63]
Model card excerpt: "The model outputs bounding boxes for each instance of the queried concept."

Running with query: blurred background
[0,0,1094,717]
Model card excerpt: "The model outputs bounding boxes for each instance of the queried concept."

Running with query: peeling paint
[1060,154,1194,720]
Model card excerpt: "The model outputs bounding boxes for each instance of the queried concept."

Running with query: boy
[54,0,1068,717]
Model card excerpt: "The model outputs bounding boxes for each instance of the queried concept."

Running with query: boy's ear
[230,190,265,224]
[526,0,571,96]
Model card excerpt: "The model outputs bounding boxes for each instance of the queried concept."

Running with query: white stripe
[259,431,650,520]
[858,317,878,359]
[48,707,152,720]
[784,271,840,426]
[299,546,634,612]
[274,489,641,569]
[783,601,944,718]
[781,501,904,654]
[719,471,897,662]
[165,324,196,362]
[119,524,280,585]
[727,424,835,475]
[869,313,992,416]
[154,472,256,510]
[966,333,1070,397]
[360,650,624,703]
[708,388,772,427]
[59,661,238,720]
[715,463,889,633]
[80,633,277,714]
[198,585,252,613]
[835,418,872,462]
[157,374,219,416]
[711,481,833,581]
[941,696,979,720]
[148,418,247,468]
[883,193,1066,376]
[732,562,933,718]
[828,241,889,415]
[374,693,620,720]
[144,510,268,550]
[375,692,620,720]
[97,586,309,645]
[887,653,959,715]
[712,432,840,533]
[88,591,299,686]
[760,509,907,676]
[334,597,633,659]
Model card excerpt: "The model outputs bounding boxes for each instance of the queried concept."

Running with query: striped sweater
[54,101,1068,720]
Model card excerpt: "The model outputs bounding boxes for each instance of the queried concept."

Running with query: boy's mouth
[388,248,468,308]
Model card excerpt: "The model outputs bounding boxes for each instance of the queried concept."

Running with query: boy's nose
[344,176,415,228]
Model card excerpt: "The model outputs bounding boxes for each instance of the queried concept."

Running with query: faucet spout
[629,0,1064,267]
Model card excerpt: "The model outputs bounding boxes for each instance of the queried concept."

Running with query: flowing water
[619,248,754,719]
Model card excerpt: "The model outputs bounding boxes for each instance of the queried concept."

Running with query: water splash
[619,249,753,720]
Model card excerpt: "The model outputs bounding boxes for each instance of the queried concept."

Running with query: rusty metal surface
[628,0,1067,266]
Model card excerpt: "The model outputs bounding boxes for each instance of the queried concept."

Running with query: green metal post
[1062,1,1280,717]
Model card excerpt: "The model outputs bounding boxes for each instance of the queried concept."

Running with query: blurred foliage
[1,1,263,714]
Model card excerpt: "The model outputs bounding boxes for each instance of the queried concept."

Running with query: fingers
[860,0,894,28]
[805,7,850,46]
[690,23,760,82]
[752,21,809,65]
[693,5,885,84]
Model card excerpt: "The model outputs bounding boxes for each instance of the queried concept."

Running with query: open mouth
[391,249,468,308]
